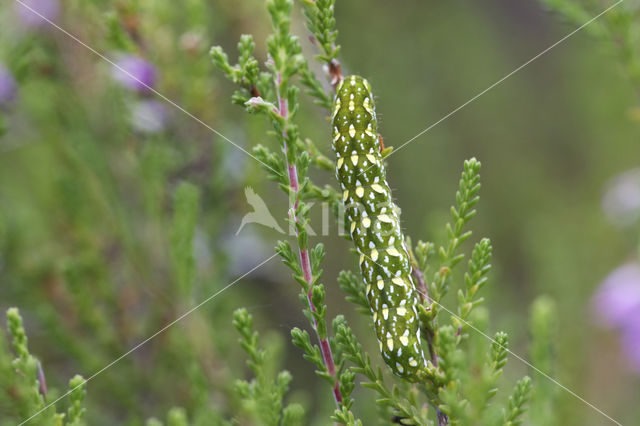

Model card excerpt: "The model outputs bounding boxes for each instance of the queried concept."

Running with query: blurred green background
[1,0,639,424]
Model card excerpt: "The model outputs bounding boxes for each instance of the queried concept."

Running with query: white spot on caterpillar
[366,154,377,163]
[350,221,356,234]
[397,306,407,316]
[355,187,364,198]
[382,308,389,320]
[386,338,394,351]
[377,279,384,290]
[365,123,375,138]
[396,363,404,374]
[378,214,392,223]
[371,184,385,194]
[348,100,355,111]
[336,157,344,169]
[409,358,418,367]
[391,277,404,286]
[399,335,409,347]
[342,190,349,201]
[349,124,356,138]
[351,155,358,166]
[371,249,379,261]
[363,97,373,114]
[387,248,401,257]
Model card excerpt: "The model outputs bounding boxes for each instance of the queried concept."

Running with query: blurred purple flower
[621,319,640,372]
[602,168,640,227]
[130,99,168,134]
[593,263,640,329]
[112,55,156,92]
[0,65,17,108]
[15,0,59,28]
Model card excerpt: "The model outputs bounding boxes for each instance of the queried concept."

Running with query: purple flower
[0,65,17,108]
[621,319,640,372]
[602,168,640,227]
[112,55,156,92]
[130,100,168,134]
[593,263,640,329]
[14,0,59,28]
[593,263,640,374]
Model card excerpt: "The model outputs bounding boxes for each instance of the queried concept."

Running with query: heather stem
[411,264,438,367]
[277,72,343,407]
[412,262,449,425]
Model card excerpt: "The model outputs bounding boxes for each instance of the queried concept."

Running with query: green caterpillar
[331,75,426,379]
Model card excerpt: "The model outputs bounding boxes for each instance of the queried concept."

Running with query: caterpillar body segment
[331,75,426,379]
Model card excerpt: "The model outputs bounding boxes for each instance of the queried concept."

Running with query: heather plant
[210,0,539,424]
[0,1,250,424]
[1,308,87,426]
[2,0,637,424]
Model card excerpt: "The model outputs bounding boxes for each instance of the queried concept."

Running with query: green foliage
[233,308,304,426]
[540,0,640,87]
[430,158,482,308]
[455,238,492,328]
[66,375,88,426]
[301,0,340,63]
[334,316,429,425]
[502,377,533,426]
[528,296,558,426]
[1,308,87,426]
[337,270,369,315]
[170,182,201,297]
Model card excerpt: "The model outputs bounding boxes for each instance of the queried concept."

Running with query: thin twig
[276,72,343,406]
[411,261,449,425]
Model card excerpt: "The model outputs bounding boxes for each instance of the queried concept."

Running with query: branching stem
[276,71,343,407]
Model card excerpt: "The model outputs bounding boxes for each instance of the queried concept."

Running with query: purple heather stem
[412,264,430,309]
[437,411,449,426]
[411,264,437,366]
[277,72,342,406]
[36,361,47,397]
[412,262,449,425]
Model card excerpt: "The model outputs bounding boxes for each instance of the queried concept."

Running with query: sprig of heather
[2,308,88,425]
[211,0,351,415]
